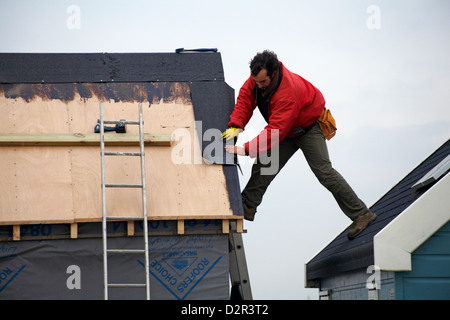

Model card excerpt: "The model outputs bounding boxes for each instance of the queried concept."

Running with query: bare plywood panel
[0,83,235,226]
[0,147,74,224]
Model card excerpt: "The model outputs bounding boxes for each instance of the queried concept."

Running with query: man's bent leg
[296,124,369,221]
[241,138,298,210]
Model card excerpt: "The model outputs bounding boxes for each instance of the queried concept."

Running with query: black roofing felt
[0,52,243,217]
[306,138,450,282]
[0,53,225,83]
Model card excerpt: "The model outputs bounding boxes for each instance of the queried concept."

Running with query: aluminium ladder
[100,103,150,300]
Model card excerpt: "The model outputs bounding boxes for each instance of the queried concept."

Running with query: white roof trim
[374,172,450,271]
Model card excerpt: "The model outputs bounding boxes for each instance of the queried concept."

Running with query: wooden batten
[177,220,185,235]
[0,133,173,147]
[222,219,230,234]
[127,221,135,236]
[13,225,20,241]
[70,223,78,239]
[236,219,244,233]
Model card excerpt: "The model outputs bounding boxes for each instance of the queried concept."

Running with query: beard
[261,75,277,97]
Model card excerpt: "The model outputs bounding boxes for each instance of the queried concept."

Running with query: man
[223,50,375,240]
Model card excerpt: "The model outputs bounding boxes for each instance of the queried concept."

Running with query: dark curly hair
[249,50,280,77]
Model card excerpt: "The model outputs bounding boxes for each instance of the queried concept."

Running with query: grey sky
[1,0,449,299]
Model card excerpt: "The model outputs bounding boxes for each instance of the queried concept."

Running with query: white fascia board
[374,173,450,271]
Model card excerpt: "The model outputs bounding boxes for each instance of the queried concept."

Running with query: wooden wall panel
[1,96,70,133]
[0,147,74,224]
[0,86,234,225]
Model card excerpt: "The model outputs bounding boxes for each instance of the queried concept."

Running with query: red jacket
[228,62,325,157]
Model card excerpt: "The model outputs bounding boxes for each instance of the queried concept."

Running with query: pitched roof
[0,52,243,217]
[306,138,450,285]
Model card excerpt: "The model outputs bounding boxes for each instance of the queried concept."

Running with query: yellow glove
[222,127,240,141]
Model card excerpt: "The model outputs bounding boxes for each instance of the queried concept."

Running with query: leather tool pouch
[317,108,337,140]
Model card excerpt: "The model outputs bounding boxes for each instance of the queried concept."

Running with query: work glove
[222,127,241,141]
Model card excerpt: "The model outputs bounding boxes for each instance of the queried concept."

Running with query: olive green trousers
[241,123,368,221]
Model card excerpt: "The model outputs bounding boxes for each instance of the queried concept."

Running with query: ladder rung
[107,249,145,254]
[104,152,142,156]
[103,120,140,125]
[106,216,145,221]
[105,184,143,188]
[108,283,147,288]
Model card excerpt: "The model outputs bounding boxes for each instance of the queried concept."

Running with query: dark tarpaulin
[0,234,229,300]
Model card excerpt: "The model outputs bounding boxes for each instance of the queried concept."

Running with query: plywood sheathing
[0,82,236,226]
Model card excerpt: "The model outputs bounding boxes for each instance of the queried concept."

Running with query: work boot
[347,211,376,240]
[243,201,257,221]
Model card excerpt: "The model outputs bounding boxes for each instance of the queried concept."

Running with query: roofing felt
[0,52,243,216]
[306,138,450,283]
[0,52,225,83]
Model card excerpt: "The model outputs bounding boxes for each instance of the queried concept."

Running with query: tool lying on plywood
[94,119,126,133]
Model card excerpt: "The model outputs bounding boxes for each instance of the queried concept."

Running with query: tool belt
[290,123,316,137]
[317,107,337,140]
